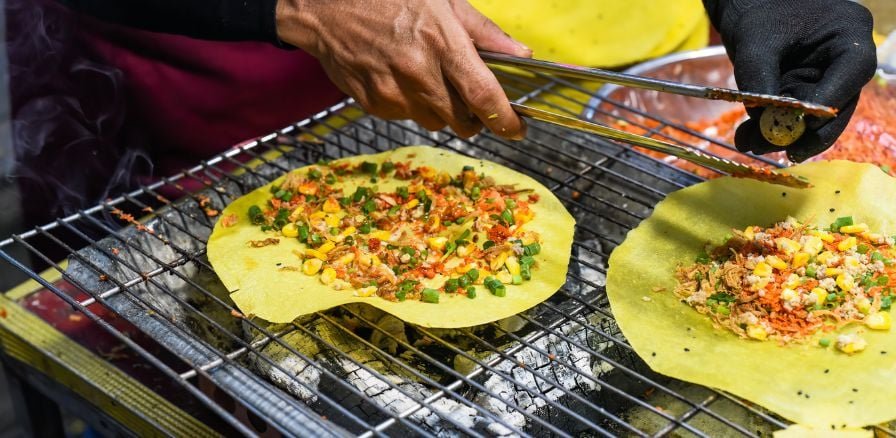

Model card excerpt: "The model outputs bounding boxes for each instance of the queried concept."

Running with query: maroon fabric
[80,21,345,180]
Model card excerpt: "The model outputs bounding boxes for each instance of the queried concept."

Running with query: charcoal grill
[2,57,895,437]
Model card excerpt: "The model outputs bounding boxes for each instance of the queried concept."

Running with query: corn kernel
[514,209,534,225]
[403,199,420,210]
[840,223,869,234]
[743,226,755,240]
[318,241,336,254]
[746,325,768,341]
[810,288,827,305]
[371,230,392,241]
[783,273,801,289]
[766,255,788,271]
[325,214,341,228]
[427,236,448,251]
[753,262,773,277]
[817,251,835,265]
[337,253,356,266]
[825,267,843,277]
[811,230,834,243]
[792,252,810,269]
[836,335,867,354]
[505,255,521,276]
[281,223,299,238]
[322,197,341,213]
[435,171,452,186]
[491,251,511,271]
[340,226,356,237]
[838,236,857,252]
[801,236,824,255]
[775,238,802,255]
[309,211,326,220]
[418,165,436,180]
[867,233,883,243]
[305,248,327,261]
[866,312,892,330]
[844,256,861,270]
[456,245,471,257]
[320,267,337,285]
[455,263,476,274]
[497,270,513,284]
[354,286,377,297]
[298,181,318,195]
[371,255,381,266]
[856,297,872,314]
[780,288,798,302]
[836,273,855,292]
[302,258,323,275]
[358,253,373,267]
[427,215,441,232]
[751,278,770,292]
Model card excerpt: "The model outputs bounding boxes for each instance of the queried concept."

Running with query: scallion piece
[500,209,515,226]
[505,199,517,209]
[466,268,479,282]
[805,265,816,278]
[523,242,541,256]
[482,240,495,250]
[297,224,310,241]
[857,244,870,254]
[878,275,890,286]
[359,223,371,234]
[421,288,440,303]
[819,338,831,347]
[362,199,377,214]
[444,279,460,293]
[829,216,854,232]
[462,165,475,171]
[470,186,481,200]
[511,274,523,285]
[360,161,378,174]
[493,284,506,297]
[466,286,476,298]
[396,186,409,199]
[308,168,322,180]
[381,161,395,173]
[325,173,337,185]
[458,275,471,288]
[872,251,885,262]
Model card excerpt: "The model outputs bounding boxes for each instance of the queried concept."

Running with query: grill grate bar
[71,197,432,435]
[309,312,538,437]
[178,326,297,380]
[0,239,259,436]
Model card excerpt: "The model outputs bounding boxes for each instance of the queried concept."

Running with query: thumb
[451,1,532,57]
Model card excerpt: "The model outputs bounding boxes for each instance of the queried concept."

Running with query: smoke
[7,0,152,224]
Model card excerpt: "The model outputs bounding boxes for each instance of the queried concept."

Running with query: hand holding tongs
[480,51,825,188]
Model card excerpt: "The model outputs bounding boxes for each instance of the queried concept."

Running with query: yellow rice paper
[607,161,896,430]
[208,146,575,328]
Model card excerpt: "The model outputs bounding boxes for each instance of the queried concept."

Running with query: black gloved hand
[704,0,877,162]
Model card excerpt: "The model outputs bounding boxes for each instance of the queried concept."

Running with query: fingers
[786,95,860,163]
[452,0,531,57]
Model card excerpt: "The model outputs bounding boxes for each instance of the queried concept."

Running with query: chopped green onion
[505,199,517,209]
[716,305,730,315]
[395,290,407,301]
[359,223,372,234]
[269,185,281,194]
[523,243,541,257]
[298,224,310,240]
[512,274,523,285]
[387,205,400,216]
[482,240,495,250]
[466,269,479,282]
[805,265,817,278]
[829,216,854,232]
[344,235,354,245]
[500,209,515,226]
[362,199,377,214]
[826,292,838,302]
[339,196,351,206]
[381,161,395,173]
[819,338,831,348]
[493,285,506,297]
[396,186,409,199]
[879,276,891,286]
[360,161,378,174]
[520,264,532,281]
[421,288,440,303]
[445,241,457,256]
[708,292,736,303]
[248,205,264,225]
[454,217,466,225]
[872,251,885,262]
[457,229,471,241]
[308,168,322,180]
[695,251,711,264]
[458,275,471,288]
[466,286,476,298]
[470,186,481,200]
[352,186,368,202]
[857,244,870,254]
[444,279,460,293]
[310,233,323,246]
[325,173,337,185]
[329,227,340,236]
[462,165,475,171]
[882,295,893,311]
[861,273,875,288]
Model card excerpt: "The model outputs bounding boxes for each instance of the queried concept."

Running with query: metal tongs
[480,51,825,189]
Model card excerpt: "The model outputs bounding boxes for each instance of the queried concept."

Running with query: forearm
[57,0,281,43]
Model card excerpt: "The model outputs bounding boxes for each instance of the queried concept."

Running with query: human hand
[704,0,877,162]
[275,0,532,139]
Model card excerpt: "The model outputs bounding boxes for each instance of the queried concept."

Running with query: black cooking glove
[704,0,877,162]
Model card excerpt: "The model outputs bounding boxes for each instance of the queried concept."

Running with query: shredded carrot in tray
[674,216,895,354]
[613,80,896,177]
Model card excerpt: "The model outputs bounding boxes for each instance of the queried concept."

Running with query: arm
[59,0,530,140]
[58,0,281,43]
[704,0,877,162]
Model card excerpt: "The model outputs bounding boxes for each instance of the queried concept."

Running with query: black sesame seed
[651,352,656,357]
[835,190,841,194]
[782,192,787,197]
[849,400,854,404]
[805,394,810,399]
[797,390,802,395]
[831,425,836,430]
[830,208,836,212]
[684,348,690,352]
[882,351,888,355]
[824,369,829,374]
[852,388,858,392]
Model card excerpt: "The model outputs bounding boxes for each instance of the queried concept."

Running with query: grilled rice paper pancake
[209,146,575,328]
[607,161,896,430]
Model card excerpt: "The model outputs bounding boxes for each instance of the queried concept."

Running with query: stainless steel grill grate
[2,69,895,437]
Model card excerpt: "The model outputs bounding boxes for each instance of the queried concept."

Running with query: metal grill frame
[1,68,894,437]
